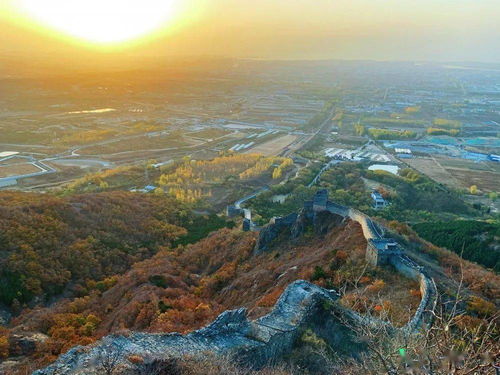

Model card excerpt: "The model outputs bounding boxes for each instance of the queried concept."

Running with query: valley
[0,60,498,375]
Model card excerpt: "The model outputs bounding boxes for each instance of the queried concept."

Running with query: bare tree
[134,356,182,375]
[97,342,126,375]
[331,287,499,375]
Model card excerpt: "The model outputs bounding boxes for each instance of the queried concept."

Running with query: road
[234,186,270,209]
[307,160,340,187]
[281,106,337,157]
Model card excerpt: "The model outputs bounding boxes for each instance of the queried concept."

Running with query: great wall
[253,190,437,332]
[34,191,437,375]
[309,190,437,332]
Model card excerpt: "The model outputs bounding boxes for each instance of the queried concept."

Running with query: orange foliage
[455,315,486,332]
[127,355,144,364]
[0,335,9,359]
[257,287,285,308]
[366,279,386,294]
[359,276,371,284]
[409,289,421,298]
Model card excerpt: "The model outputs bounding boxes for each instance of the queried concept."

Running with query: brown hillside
[11,218,422,371]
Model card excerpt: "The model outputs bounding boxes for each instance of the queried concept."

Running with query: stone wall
[34,281,359,375]
[254,190,436,333]
[37,192,439,374]
[313,191,436,332]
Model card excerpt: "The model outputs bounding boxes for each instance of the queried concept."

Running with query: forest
[362,167,476,221]
[0,191,231,308]
[413,220,500,272]
[366,128,417,140]
[248,162,478,225]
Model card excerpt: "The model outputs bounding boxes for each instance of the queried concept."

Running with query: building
[226,205,243,218]
[366,238,401,266]
[371,190,388,209]
[242,218,252,232]
[144,185,157,193]
[488,154,500,162]
[313,189,328,211]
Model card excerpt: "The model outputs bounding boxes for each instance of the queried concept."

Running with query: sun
[14,0,179,44]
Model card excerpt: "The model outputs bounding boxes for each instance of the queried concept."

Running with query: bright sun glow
[15,0,179,44]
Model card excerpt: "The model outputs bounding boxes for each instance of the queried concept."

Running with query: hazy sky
[1,0,499,63]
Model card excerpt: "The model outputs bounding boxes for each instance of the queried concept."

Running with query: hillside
[0,190,498,374]
[413,220,500,272]
[3,212,426,373]
[0,191,190,310]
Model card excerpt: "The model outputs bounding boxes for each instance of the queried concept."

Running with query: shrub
[134,357,183,375]
[0,335,9,359]
[467,296,496,317]
[311,266,327,281]
[149,275,169,288]
[366,279,386,294]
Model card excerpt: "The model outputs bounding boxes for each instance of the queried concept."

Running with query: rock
[9,332,49,356]
[0,308,11,326]
[0,360,22,373]
[313,210,344,236]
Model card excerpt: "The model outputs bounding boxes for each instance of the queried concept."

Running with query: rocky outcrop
[35,191,438,375]
[34,281,357,375]
[254,200,344,254]
[9,332,49,357]
[254,213,299,254]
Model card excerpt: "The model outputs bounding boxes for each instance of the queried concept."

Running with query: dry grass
[405,157,459,188]
[246,135,298,156]
[0,163,41,178]
[178,355,294,375]
[443,167,500,192]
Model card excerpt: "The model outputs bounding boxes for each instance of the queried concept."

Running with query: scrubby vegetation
[426,127,460,136]
[249,161,478,225]
[364,167,475,221]
[1,156,497,375]
[0,191,233,309]
[158,154,293,203]
[433,118,462,129]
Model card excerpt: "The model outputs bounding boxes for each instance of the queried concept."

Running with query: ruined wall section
[34,281,354,375]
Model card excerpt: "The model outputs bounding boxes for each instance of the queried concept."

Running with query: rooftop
[369,238,401,252]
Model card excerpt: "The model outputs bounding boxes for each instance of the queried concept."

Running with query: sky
[1,0,499,64]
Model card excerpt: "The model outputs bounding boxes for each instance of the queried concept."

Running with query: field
[405,156,500,192]
[79,134,198,156]
[443,168,500,192]
[405,157,460,188]
[188,128,230,140]
[0,163,41,178]
[246,135,298,156]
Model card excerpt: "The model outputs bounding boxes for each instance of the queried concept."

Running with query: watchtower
[366,238,401,266]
